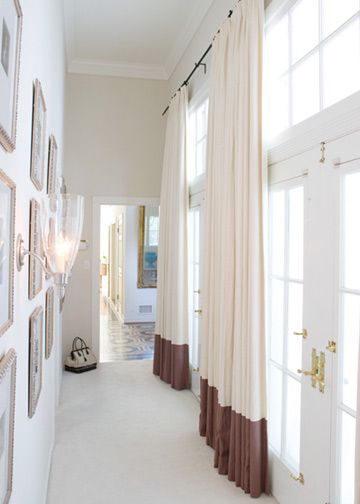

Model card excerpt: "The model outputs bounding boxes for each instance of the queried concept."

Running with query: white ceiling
[64,0,215,80]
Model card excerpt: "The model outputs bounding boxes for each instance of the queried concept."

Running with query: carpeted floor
[47,361,276,504]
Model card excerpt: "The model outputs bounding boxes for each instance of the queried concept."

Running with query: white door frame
[92,196,160,360]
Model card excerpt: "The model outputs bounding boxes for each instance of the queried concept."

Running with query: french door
[189,193,205,399]
[268,145,359,503]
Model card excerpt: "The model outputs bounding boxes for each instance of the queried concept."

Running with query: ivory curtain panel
[199,0,267,497]
[153,87,190,391]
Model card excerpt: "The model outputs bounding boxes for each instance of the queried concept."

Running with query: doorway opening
[98,204,159,363]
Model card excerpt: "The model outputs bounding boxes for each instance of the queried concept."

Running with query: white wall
[0,1,66,503]
[63,74,168,355]
[123,206,157,323]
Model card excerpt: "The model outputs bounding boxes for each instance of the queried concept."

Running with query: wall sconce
[16,194,84,299]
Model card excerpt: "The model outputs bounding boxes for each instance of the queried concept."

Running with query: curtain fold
[200,0,267,497]
[356,328,360,504]
[153,87,189,391]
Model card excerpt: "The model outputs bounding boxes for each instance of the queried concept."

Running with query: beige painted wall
[62,74,168,354]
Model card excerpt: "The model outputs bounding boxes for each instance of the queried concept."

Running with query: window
[188,98,209,180]
[265,0,360,140]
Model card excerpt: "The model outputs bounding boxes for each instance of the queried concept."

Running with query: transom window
[265,0,360,140]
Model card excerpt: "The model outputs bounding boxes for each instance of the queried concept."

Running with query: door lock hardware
[290,472,305,485]
[194,309,202,315]
[192,366,199,372]
[326,340,337,353]
[193,289,201,294]
[297,348,325,393]
[293,329,308,339]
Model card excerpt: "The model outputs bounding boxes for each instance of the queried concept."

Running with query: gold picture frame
[0,170,15,337]
[28,199,43,300]
[0,348,16,504]
[0,0,22,153]
[28,306,43,418]
[45,287,54,359]
[30,79,47,191]
[137,205,159,289]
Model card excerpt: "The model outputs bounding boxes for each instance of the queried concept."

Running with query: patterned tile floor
[100,296,155,362]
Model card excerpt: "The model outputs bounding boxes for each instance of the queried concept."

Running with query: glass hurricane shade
[41,194,84,277]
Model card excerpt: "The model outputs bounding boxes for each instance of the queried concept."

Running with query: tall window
[188,98,209,180]
[265,0,360,139]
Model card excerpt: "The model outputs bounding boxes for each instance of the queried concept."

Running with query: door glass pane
[284,376,301,470]
[269,364,283,453]
[323,20,360,108]
[188,112,196,180]
[341,293,360,410]
[287,282,303,373]
[343,171,360,290]
[189,208,200,368]
[270,279,285,364]
[196,101,208,140]
[270,190,285,276]
[339,411,356,504]
[265,74,289,139]
[292,52,320,124]
[322,0,359,38]
[288,186,304,280]
[291,0,319,63]
[196,138,207,177]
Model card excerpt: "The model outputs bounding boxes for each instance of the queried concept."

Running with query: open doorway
[98,204,159,362]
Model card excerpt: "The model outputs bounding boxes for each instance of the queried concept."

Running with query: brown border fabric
[153,334,190,391]
[199,378,268,498]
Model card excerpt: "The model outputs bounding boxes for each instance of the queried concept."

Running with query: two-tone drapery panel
[153,87,190,391]
[199,0,268,497]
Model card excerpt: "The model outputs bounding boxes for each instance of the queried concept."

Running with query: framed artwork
[29,306,43,418]
[0,171,15,337]
[0,348,16,504]
[30,79,47,191]
[28,199,43,300]
[0,0,22,153]
[137,205,159,288]
[45,286,54,359]
[47,135,57,195]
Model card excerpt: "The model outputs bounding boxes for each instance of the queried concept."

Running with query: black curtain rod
[162,9,234,116]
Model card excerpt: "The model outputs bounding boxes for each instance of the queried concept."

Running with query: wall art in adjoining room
[29,306,43,418]
[28,199,43,299]
[30,79,47,191]
[45,286,54,359]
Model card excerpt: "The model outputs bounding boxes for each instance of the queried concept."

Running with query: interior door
[268,147,360,504]
[189,196,204,399]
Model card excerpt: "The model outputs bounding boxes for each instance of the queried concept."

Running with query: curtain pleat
[200,0,267,497]
[153,87,189,391]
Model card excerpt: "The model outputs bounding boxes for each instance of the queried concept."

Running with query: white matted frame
[28,306,43,418]
[0,0,22,153]
[28,199,43,300]
[0,348,16,504]
[92,196,160,360]
[0,170,15,336]
[47,134,57,195]
[30,79,47,191]
[45,286,54,359]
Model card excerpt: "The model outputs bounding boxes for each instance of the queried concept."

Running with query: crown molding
[164,0,215,79]
[67,59,168,80]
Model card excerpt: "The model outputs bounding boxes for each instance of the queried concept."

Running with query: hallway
[47,361,276,504]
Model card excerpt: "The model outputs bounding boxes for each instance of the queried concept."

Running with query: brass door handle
[194,309,202,315]
[290,473,304,485]
[293,329,308,339]
[194,290,201,294]
[297,369,316,377]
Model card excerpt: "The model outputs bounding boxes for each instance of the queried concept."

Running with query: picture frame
[28,199,43,300]
[0,348,16,504]
[0,171,15,337]
[47,135,57,195]
[30,79,47,191]
[28,306,43,418]
[137,205,159,289]
[0,0,22,153]
[45,286,54,359]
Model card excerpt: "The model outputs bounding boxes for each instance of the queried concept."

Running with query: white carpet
[47,361,276,504]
